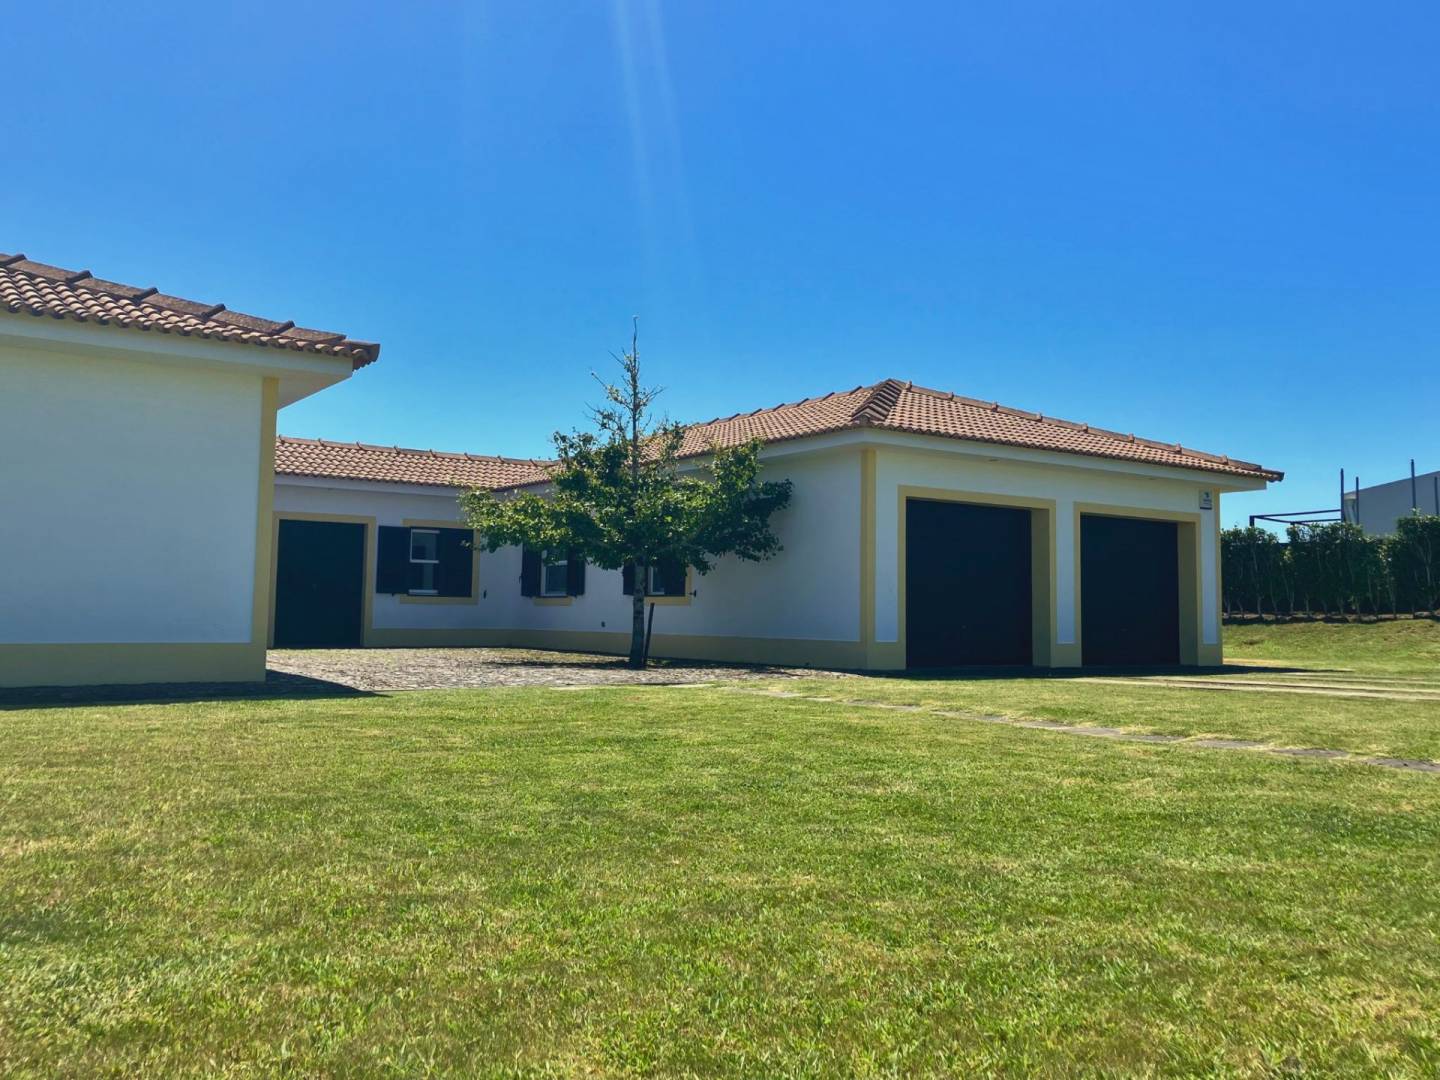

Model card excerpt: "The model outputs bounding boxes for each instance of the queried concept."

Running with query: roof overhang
[0,312,355,406]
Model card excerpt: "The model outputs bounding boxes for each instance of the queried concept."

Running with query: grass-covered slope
[1224,616,1440,674]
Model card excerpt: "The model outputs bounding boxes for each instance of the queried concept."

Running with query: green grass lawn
[762,620,1440,762]
[1224,618,1440,675]
[2,666,1439,1076]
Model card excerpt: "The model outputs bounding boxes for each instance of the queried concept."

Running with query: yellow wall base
[0,643,266,689]
[1049,643,1083,668]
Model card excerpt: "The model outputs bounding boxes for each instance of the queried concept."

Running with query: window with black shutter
[621,557,686,596]
[565,551,586,596]
[654,556,686,597]
[435,529,474,598]
[376,527,410,594]
[539,549,569,597]
[520,548,541,596]
[528,548,586,597]
[375,526,474,598]
[409,529,440,594]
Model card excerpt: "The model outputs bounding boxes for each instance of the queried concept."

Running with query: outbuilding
[0,254,378,687]
[273,380,1281,670]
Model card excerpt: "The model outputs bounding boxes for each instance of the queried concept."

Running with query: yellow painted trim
[643,595,691,607]
[860,447,877,662]
[1029,509,1052,667]
[642,565,695,606]
[398,518,482,604]
[270,511,377,647]
[0,643,265,689]
[251,377,278,655]
[1177,521,1200,664]
[1210,491,1224,666]
[532,596,574,606]
[1072,502,1204,666]
[895,485,1059,670]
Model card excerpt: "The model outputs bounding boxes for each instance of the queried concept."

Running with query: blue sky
[6,2,1436,527]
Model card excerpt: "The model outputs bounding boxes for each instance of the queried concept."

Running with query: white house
[1,250,1282,686]
[273,380,1282,670]
[0,253,378,688]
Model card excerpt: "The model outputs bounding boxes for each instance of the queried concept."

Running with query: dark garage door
[273,519,366,648]
[906,499,1032,668]
[1080,515,1179,666]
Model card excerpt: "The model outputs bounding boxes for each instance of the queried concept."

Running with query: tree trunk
[628,569,647,668]
[624,321,647,669]
[630,558,653,668]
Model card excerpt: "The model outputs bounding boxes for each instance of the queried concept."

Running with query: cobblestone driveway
[267,647,838,692]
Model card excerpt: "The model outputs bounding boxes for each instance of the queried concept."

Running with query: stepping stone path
[718,686,1440,775]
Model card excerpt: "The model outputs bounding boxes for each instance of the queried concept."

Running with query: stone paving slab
[721,687,1440,776]
[1074,677,1440,703]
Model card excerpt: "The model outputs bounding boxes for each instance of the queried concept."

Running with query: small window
[541,550,569,597]
[648,564,682,596]
[409,529,439,595]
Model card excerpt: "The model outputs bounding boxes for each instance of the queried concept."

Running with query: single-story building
[0,253,378,687]
[273,380,1282,669]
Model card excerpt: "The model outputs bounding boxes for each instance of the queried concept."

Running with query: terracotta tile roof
[0,252,379,366]
[279,379,1281,492]
[754,380,1284,480]
[523,378,1280,485]
[276,436,546,489]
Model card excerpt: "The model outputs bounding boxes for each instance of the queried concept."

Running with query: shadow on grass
[0,670,375,711]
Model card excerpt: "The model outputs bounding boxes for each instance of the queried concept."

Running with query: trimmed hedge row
[1222,516,1440,617]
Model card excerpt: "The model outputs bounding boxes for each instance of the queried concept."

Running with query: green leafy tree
[461,324,793,668]
[1286,521,1387,616]
[1390,514,1440,612]
[1222,526,1287,616]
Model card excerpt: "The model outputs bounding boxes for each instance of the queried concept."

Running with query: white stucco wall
[0,345,263,644]
[870,441,1222,649]
[274,434,1247,665]
[274,445,863,644]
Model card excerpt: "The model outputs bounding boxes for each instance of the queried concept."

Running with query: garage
[905,498,1033,667]
[273,519,366,647]
[1080,514,1179,666]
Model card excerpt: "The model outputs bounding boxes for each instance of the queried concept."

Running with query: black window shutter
[566,550,586,596]
[621,560,636,596]
[436,529,473,598]
[657,557,687,596]
[520,548,541,596]
[376,526,410,594]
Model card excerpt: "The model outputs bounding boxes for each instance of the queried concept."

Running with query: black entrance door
[273,520,366,648]
[906,499,1032,668]
[1080,515,1179,666]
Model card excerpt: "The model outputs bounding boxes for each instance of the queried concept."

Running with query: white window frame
[409,529,439,596]
[540,550,569,597]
